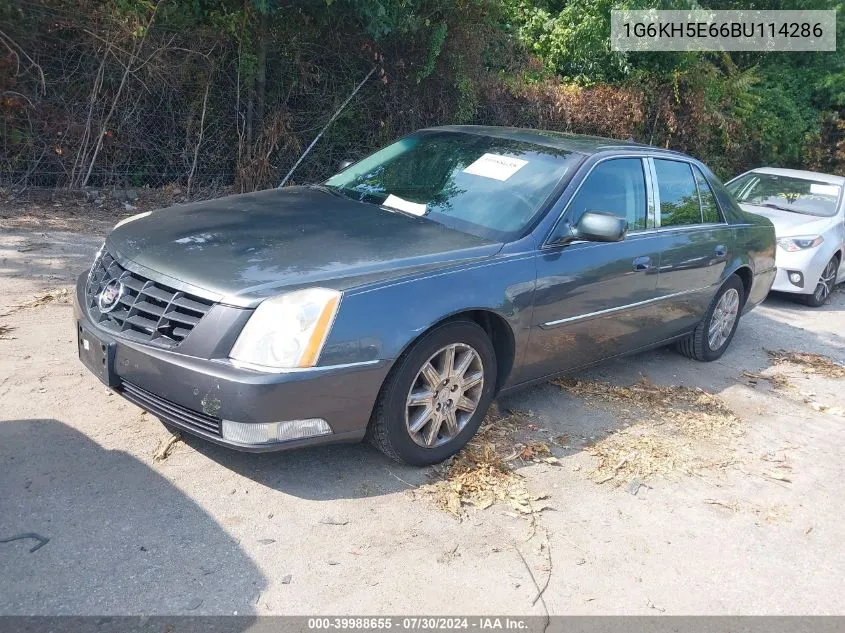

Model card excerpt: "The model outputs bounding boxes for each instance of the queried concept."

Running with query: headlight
[777,236,824,252]
[229,287,341,371]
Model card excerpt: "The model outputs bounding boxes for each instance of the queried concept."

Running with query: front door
[524,157,664,379]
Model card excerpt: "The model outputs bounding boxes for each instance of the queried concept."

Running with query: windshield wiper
[760,202,798,213]
[378,204,423,220]
[309,184,347,200]
[311,184,424,219]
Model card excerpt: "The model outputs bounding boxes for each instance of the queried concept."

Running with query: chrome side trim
[540,286,710,329]
[644,157,657,229]
[653,222,730,233]
[225,358,383,374]
[646,157,662,228]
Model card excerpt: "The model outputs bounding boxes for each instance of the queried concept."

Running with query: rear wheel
[676,275,744,362]
[801,255,839,307]
[367,320,496,466]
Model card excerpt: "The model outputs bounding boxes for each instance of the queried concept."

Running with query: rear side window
[654,159,701,227]
[693,166,722,223]
[566,158,647,230]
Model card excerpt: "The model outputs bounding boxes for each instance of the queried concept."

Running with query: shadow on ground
[0,419,266,614]
[182,434,427,501]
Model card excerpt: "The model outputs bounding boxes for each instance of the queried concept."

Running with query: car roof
[747,166,845,185]
[424,125,687,157]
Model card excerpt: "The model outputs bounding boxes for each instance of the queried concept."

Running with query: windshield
[727,172,842,217]
[323,130,579,240]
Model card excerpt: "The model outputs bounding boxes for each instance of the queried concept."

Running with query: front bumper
[771,245,831,295]
[74,273,390,452]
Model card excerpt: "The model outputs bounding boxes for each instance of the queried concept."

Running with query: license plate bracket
[77,322,118,387]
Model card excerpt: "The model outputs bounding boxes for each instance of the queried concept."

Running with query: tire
[367,319,497,466]
[676,275,745,362]
[801,255,839,308]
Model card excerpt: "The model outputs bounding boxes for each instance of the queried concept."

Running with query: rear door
[524,156,665,379]
[650,158,733,337]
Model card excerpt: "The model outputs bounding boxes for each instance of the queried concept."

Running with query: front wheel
[801,255,839,307]
[367,320,497,466]
[676,275,744,362]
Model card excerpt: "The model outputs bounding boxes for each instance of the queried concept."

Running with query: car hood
[106,187,501,307]
[739,203,835,237]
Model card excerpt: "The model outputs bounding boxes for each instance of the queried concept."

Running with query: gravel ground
[1,205,844,615]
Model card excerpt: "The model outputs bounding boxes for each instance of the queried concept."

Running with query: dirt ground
[2,200,845,616]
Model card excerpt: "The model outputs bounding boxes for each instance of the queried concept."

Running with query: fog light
[222,418,332,444]
[787,271,803,287]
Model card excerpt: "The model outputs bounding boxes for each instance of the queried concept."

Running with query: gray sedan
[74,126,776,465]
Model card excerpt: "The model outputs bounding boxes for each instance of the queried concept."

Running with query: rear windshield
[324,130,579,240]
[727,172,842,217]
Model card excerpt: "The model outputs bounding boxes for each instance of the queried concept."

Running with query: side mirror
[338,159,355,171]
[573,211,627,243]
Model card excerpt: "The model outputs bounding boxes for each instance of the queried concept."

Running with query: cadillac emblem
[98,279,124,313]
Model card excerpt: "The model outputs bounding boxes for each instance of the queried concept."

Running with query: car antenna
[278,66,377,188]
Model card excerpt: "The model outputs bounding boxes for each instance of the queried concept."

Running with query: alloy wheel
[813,259,838,304]
[405,343,484,448]
[708,288,740,351]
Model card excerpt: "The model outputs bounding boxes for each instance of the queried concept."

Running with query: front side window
[726,172,842,218]
[324,131,578,240]
[654,159,702,227]
[565,158,648,231]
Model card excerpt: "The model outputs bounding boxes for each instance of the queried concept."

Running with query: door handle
[632,255,651,271]
[714,245,727,257]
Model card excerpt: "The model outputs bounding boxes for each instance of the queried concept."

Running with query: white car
[727,167,845,307]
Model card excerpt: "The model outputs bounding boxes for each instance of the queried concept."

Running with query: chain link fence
[1,1,389,199]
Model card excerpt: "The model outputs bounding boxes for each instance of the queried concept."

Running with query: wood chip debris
[20,287,72,308]
[704,498,791,523]
[416,413,554,519]
[152,432,183,462]
[766,350,845,378]
[741,370,791,389]
[553,377,741,485]
[2,288,73,317]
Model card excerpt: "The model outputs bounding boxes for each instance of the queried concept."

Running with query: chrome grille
[85,250,214,347]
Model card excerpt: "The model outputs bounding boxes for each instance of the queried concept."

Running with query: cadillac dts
[75,127,776,465]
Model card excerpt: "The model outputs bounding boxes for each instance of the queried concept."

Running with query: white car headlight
[229,287,341,371]
[777,236,824,252]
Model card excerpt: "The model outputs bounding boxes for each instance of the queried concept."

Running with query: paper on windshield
[383,194,427,216]
[810,183,840,197]
[463,153,528,181]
